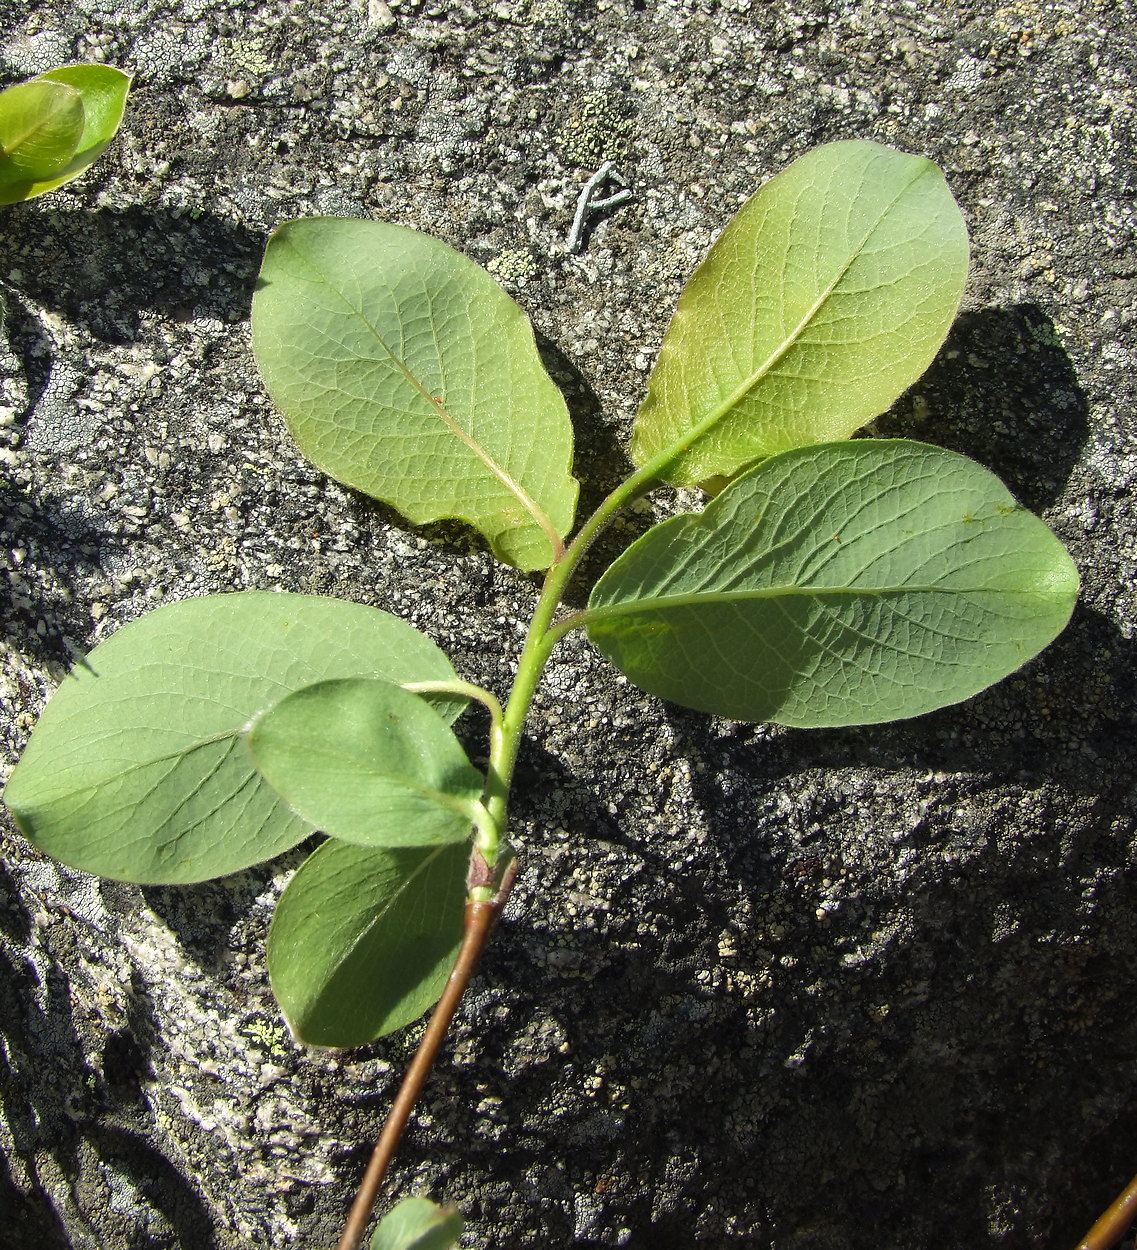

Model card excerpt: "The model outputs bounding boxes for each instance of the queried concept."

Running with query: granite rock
[1,1,1135,1246]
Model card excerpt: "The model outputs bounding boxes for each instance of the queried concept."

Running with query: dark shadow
[666,600,1135,823]
[0,1148,70,1250]
[536,332,670,608]
[513,736,627,845]
[0,893,88,1160]
[0,853,222,1245]
[874,304,1088,512]
[597,431,1133,1245]
[0,206,265,679]
[0,865,88,1244]
[0,487,109,669]
[535,330,630,522]
[0,286,54,421]
[94,1126,220,1250]
[0,205,264,344]
[100,965,161,1111]
[423,763,1137,1249]
[140,854,287,976]
[0,857,31,944]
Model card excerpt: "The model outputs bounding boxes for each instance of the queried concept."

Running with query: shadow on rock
[140,853,287,976]
[0,1147,69,1250]
[0,286,53,421]
[96,1125,220,1250]
[0,487,108,669]
[0,205,264,344]
[0,858,94,1246]
[875,303,1088,513]
[464,749,1137,1248]
[0,854,223,1247]
[685,822,1137,1250]
[668,598,1135,812]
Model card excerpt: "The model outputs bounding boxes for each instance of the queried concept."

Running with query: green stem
[480,456,665,853]
[401,678,508,877]
[399,679,503,736]
[341,448,685,1242]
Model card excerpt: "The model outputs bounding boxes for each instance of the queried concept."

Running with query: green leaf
[0,79,84,183]
[268,838,468,1046]
[248,678,484,848]
[3,593,464,884]
[0,66,130,205]
[370,1197,464,1250]
[587,440,1079,727]
[251,217,578,571]
[630,140,970,486]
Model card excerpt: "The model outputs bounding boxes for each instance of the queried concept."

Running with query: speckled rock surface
[1,1,1135,1247]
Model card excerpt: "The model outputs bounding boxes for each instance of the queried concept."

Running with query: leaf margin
[629,138,971,486]
[251,215,579,571]
[587,439,1080,727]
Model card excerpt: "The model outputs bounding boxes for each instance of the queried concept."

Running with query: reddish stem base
[335,868,515,1250]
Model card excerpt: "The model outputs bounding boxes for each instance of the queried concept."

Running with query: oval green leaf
[0,66,130,205]
[631,140,970,486]
[3,593,464,883]
[587,441,1079,727]
[0,78,83,183]
[251,217,579,571]
[248,678,483,848]
[268,838,468,1047]
[370,1197,463,1250]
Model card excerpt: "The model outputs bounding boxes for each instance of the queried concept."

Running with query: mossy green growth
[556,89,633,167]
[486,246,537,286]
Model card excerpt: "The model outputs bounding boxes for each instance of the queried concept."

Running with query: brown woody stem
[335,861,518,1250]
[1074,1169,1137,1250]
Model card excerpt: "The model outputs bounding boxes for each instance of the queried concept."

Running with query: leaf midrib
[0,85,80,158]
[646,160,934,476]
[587,580,1056,625]
[296,243,564,559]
[266,738,479,821]
[7,729,242,806]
